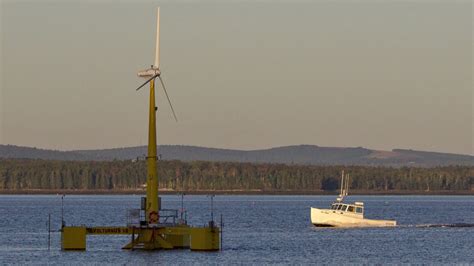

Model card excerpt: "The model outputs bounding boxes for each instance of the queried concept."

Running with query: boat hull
[311,207,396,228]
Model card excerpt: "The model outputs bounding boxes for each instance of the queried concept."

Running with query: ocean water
[0,195,473,264]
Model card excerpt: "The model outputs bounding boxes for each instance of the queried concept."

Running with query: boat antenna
[345,173,350,197]
[338,170,345,202]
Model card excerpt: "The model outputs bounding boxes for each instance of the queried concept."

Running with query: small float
[311,171,396,228]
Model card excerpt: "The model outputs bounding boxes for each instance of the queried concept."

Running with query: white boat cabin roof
[330,202,364,214]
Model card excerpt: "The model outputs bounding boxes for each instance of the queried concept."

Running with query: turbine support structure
[146,78,159,224]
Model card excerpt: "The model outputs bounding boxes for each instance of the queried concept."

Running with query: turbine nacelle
[138,67,161,78]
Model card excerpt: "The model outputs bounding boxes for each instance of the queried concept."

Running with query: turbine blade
[158,75,178,122]
[136,74,159,91]
[154,7,160,68]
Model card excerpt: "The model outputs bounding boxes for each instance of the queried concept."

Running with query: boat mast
[345,173,350,197]
[337,170,351,202]
[338,170,345,202]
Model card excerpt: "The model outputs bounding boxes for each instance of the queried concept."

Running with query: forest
[0,159,472,193]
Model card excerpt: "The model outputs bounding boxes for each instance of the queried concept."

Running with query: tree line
[0,159,472,192]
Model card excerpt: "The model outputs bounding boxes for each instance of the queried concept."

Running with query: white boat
[311,171,396,228]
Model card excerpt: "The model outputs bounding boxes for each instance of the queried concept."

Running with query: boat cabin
[330,202,364,215]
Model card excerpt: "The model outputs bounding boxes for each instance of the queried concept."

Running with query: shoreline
[0,189,472,196]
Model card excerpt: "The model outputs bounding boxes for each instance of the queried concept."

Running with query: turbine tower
[136,7,177,225]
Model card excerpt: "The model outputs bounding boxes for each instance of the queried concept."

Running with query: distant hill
[0,144,473,167]
[0,145,89,161]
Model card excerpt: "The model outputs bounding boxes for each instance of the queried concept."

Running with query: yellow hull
[62,225,220,251]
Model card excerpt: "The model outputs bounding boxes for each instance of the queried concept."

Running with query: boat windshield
[355,207,363,213]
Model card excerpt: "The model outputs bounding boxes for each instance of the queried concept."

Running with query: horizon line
[1,143,472,157]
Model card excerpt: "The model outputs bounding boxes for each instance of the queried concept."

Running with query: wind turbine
[61,7,222,251]
[135,7,176,225]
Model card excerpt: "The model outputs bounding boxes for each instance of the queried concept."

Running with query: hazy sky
[1,0,472,154]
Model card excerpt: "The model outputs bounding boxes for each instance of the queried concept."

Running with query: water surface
[0,195,472,264]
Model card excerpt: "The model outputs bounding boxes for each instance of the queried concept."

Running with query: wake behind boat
[311,171,396,228]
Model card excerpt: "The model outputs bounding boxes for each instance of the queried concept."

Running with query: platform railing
[126,208,182,227]
[158,209,179,225]
[126,209,143,227]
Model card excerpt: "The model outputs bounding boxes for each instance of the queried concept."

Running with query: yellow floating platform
[62,224,220,251]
